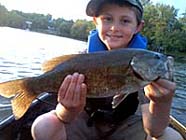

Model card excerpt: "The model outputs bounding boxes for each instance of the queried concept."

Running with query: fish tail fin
[0,78,37,119]
[11,90,37,120]
[0,79,26,98]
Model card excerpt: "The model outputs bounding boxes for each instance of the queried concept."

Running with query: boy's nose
[110,22,120,31]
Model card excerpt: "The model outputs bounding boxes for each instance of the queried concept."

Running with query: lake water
[0,27,186,125]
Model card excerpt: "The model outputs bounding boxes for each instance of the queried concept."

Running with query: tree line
[0,1,185,53]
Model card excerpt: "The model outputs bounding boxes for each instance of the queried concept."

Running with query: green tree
[58,20,73,37]
[179,10,186,30]
[6,10,25,28]
[0,4,9,26]
[142,3,181,52]
[70,20,95,40]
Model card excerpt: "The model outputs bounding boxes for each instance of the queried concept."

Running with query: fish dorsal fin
[42,54,76,72]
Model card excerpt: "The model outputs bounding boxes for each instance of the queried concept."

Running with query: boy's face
[93,4,143,50]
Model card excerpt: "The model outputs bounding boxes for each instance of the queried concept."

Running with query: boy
[31,0,183,140]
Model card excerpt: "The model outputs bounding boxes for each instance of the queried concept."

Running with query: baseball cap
[86,0,143,17]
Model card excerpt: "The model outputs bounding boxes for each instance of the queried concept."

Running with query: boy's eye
[101,16,112,23]
[121,19,130,24]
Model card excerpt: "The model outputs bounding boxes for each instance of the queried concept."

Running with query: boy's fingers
[153,79,176,91]
[80,83,87,105]
[144,84,162,98]
[73,74,84,101]
[65,73,79,100]
[58,75,72,101]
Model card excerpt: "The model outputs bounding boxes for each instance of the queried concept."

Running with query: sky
[0,0,185,20]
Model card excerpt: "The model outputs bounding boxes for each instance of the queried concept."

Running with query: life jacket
[86,29,148,125]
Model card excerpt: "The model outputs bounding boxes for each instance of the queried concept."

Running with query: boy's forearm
[141,101,171,138]
[32,111,67,140]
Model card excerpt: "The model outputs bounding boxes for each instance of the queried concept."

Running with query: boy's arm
[141,79,175,138]
[31,73,87,140]
[31,110,67,140]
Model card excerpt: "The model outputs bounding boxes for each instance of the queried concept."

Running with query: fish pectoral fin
[112,93,129,108]
[11,91,37,120]
[42,54,77,72]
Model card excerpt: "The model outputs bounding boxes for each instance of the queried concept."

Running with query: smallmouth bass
[0,48,174,119]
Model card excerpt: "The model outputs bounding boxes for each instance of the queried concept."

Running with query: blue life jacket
[87,29,147,52]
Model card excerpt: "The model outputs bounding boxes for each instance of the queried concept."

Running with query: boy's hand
[143,79,176,137]
[144,79,176,104]
[55,72,87,123]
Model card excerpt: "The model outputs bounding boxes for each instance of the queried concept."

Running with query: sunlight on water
[0,27,87,82]
[0,27,86,59]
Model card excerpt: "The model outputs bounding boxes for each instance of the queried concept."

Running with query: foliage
[70,20,95,40]
[142,3,186,53]
[0,2,185,53]
[0,4,8,26]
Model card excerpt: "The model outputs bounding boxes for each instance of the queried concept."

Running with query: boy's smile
[93,4,143,50]
[106,33,123,42]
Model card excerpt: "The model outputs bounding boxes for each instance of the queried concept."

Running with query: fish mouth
[130,56,150,81]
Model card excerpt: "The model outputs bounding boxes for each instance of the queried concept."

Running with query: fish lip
[165,56,174,80]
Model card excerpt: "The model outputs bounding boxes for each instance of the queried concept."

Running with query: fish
[0,48,174,120]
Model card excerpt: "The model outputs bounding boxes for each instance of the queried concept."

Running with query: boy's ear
[93,17,98,25]
[135,20,144,34]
